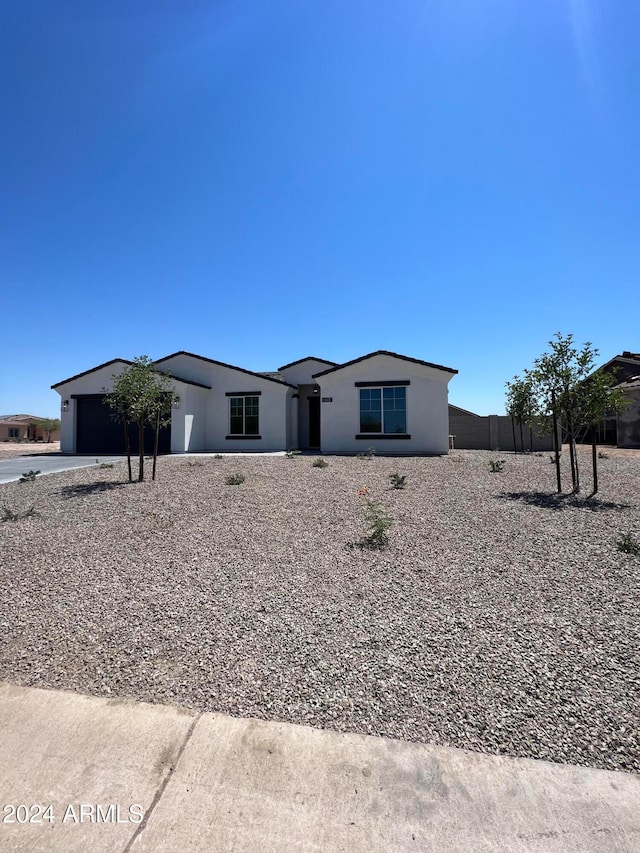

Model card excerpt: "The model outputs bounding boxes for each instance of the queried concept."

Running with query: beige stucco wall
[316,355,453,454]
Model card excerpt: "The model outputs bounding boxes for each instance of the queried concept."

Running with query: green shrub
[616,533,640,555]
[19,470,40,483]
[357,446,377,460]
[389,473,407,489]
[488,460,505,473]
[187,458,205,467]
[225,473,245,486]
[1,505,37,523]
[285,449,301,458]
[598,451,609,460]
[312,458,329,468]
[99,462,114,469]
[214,454,224,460]
[362,498,392,548]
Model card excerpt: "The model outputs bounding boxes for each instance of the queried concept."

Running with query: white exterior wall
[54,361,131,453]
[157,354,289,451]
[316,355,453,454]
[279,359,334,386]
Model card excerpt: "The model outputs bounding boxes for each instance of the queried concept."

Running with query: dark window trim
[225,391,262,397]
[356,434,411,440]
[71,393,107,399]
[354,380,410,387]
[225,435,262,440]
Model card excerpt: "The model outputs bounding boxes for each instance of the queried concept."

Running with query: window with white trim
[359,387,407,434]
[229,396,259,435]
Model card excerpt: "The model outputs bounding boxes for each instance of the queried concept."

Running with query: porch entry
[308,396,321,449]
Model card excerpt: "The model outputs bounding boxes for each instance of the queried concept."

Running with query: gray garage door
[75,395,171,454]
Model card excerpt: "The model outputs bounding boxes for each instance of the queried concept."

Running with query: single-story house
[591,351,640,448]
[0,414,61,443]
[52,350,458,455]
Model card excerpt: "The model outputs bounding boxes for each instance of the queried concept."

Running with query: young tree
[36,417,61,442]
[505,375,536,453]
[104,357,177,482]
[527,333,626,494]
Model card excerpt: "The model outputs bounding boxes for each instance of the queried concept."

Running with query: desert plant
[285,449,301,458]
[357,446,377,460]
[99,462,114,469]
[1,505,37,522]
[598,451,609,460]
[19,470,40,483]
[225,473,245,485]
[389,473,407,489]
[616,533,640,555]
[187,458,205,467]
[214,454,224,459]
[362,499,392,548]
[35,417,61,442]
[312,458,329,468]
[488,460,505,473]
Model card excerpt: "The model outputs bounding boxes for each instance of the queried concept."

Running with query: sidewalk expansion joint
[122,711,203,852]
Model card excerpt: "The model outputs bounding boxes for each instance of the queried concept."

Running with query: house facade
[52,350,457,455]
[593,352,640,448]
[0,414,61,443]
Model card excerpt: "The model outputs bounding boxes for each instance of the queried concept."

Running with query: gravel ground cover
[0,442,60,458]
[1,450,639,773]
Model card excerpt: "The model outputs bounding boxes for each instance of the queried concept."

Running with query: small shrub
[362,499,392,548]
[1,505,37,522]
[99,462,114,469]
[214,454,224,460]
[616,533,640,555]
[19,470,40,483]
[598,451,609,460]
[357,447,377,460]
[488,460,505,473]
[225,473,245,486]
[312,458,329,468]
[389,473,407,489]
[187,458,205,467]
[285,449,301,458]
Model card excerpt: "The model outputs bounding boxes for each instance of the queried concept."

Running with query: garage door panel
[75,395,170,454]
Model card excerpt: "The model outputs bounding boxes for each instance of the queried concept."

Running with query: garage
[74,395,171,455]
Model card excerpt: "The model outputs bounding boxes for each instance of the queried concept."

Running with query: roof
[597,352,640,373]
[278,356,339,372]
[448,404,479,417]
[0,414,52,425]
[52,357,212,391]
[312,350,458,378]
[153,351,296,389]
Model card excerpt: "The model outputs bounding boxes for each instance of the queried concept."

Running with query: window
[8,427,19,439]
[360,387,406,434]
[229,396,259,435]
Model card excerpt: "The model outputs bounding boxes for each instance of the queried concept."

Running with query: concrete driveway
[0,684,638,852]
[0,455,125,484]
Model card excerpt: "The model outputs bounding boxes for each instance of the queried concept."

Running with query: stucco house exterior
[0,414,60,443]
[51,350,457,455]
[592,351,640,448]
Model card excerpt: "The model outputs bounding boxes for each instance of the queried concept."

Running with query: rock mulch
[1,450,638,774]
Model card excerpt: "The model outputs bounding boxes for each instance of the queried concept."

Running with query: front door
[308,396,321,448]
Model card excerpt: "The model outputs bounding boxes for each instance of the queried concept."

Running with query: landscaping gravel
[1,450,639,774]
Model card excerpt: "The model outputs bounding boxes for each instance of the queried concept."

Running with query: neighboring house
[0,414,61,443]
[51,350,458,455]
[592,351,640,448]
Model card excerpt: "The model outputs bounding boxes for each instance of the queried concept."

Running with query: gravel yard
[1,450,639,774]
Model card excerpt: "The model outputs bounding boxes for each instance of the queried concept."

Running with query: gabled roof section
[0,414,47,424]
[51,358,133,390]
[154,351,296,389]
[312,350,458,378]
[278,356,339,371]
[156,372,212,390]
[449,404,479,416]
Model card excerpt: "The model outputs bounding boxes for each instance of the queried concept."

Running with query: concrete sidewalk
[0,684,638,852]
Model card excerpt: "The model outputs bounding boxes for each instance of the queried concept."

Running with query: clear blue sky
[1,0,638,417]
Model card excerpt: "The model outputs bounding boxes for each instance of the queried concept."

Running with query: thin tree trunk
[551,392,561,494]
[511,416,517,454]
[519,420,524,454]
[152,408,160,481]
[124,420,132,482]
[591,427,598,495]
[138,420,144,482]
[529,426,534,453]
